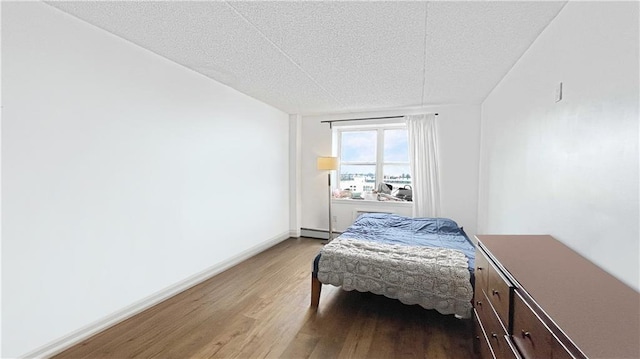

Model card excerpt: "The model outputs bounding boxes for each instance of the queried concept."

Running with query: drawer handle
[521,330,531,338]
[491,333,498,339]
[491,289,499,296]
[476,300,482,307]
[477,266,483,271]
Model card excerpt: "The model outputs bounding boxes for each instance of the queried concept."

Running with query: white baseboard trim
[289,229,301,238]
[22,231,291,359]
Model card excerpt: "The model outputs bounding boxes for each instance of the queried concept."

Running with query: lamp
[317,156,339,241]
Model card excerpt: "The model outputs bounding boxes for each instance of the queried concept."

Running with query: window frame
[335,123,411,192]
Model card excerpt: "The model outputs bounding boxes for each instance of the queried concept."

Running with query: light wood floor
[54,238,475,359]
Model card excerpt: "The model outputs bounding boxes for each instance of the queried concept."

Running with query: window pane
[341,131,376,162]
[383,129,409,162]
[383,165,411,186]
[339,165,376,192]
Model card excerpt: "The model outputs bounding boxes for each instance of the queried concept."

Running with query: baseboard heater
[301,210,391,240]
[300,228,343,240]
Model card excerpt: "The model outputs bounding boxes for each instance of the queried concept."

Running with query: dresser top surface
[476,234,640,359]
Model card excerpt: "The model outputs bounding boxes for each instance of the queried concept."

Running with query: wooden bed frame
[310,275,321,307]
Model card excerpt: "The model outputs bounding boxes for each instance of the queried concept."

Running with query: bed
[311,213,475,318]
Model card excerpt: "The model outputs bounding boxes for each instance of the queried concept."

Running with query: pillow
[436,218,462,234]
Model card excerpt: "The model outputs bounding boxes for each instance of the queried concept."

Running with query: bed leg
[311,275,321,308]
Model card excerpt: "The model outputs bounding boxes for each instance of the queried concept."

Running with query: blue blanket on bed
[314,213,475,272]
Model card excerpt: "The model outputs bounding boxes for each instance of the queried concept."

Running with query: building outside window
[337,124,411,193]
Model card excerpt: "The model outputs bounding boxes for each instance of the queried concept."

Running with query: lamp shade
[317,156,339,170]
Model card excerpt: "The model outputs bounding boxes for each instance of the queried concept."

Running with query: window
[337,125,411,193]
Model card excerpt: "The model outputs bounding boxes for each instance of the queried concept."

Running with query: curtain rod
[320,113,438,127]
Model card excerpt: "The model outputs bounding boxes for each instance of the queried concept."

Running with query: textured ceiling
[47,1,566,115]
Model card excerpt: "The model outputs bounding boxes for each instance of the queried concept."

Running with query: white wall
[300,114,334,233]
[1,3,289,357]
[478,2,639,290]
[289,114,302,237]
[300,105,481,235]
[437,106,482,235]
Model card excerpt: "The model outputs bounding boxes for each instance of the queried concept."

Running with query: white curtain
[406,114,441,217]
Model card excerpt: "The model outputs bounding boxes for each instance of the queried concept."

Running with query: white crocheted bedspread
[317,238,473,318]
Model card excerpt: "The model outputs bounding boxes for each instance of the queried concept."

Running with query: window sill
[331,198,413,207]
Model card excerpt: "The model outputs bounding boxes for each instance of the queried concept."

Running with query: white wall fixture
[555,82,563,102]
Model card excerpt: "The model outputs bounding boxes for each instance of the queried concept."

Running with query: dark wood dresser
[473,235,640,359]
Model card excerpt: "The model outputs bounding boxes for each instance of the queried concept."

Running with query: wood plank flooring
[54,238,475,359]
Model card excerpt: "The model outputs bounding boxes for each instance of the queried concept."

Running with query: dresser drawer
[481,293,520,359]
[473,291,493,327]
[474,309,496,359]
[485,258,513,329]
[512,290,553,359]
[475,247,490,294]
